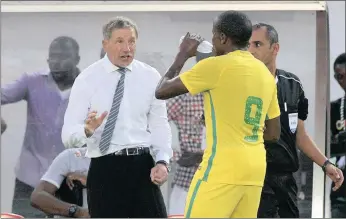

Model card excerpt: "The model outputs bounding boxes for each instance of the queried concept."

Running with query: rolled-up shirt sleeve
[41,149,72,189]
[61,76,90,148]
[1,72,29,104]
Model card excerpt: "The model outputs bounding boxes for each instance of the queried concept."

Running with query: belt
[106,147,150,156]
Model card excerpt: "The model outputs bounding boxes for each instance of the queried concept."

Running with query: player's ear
[220,32,227,45]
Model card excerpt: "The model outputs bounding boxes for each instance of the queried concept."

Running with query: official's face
[248,27,278,66]
[103,27,137,67]
[47,41,79,82]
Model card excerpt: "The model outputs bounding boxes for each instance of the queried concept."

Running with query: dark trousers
[331,202,346,218]
[257,173,299,218]
[87,153,167,218]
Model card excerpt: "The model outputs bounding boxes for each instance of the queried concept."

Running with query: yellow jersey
[179,50,280,186]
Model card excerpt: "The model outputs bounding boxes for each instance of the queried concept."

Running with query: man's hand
[150,163,168,186]
[84,110,108,137]
[66,172,87,190]
[325,163,344,191]
[75,207,90,218]
[179,32,204,58]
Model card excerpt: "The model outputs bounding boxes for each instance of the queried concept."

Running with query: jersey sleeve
[41,149,72,189]
[267,84,281,120]
[179,57,220,95]
[298,90,308,121]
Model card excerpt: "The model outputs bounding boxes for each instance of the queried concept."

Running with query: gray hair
[252,23,279,45]
[102,16,138,40]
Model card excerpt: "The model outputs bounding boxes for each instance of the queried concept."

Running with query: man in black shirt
[248,23,344,218]
[330,52,346,218]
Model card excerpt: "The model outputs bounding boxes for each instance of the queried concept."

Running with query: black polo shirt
[265,69,309,173]
[330,98,346,204]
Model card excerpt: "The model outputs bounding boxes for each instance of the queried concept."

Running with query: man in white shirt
[30,148,90,218]
[61,16,172,218]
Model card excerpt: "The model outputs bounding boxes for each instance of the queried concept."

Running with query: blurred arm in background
[1,73,29,105]
[1,117,7,134]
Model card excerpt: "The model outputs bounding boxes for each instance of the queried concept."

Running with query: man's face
[103,27,136,67]
[335,64,346,91]
[248,27,278,65]
[47,41,79,82]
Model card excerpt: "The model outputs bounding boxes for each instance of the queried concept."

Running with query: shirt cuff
[155,151,171,164]
[40,178,61,189]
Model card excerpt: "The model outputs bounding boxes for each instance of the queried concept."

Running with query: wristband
[322,159,335,173]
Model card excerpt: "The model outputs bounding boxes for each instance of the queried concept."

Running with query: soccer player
[155,11,281,218]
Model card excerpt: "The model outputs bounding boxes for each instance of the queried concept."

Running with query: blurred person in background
[1,117,7,134]
[167,43,212,216]
[249,23,344,218]
[1,36,81,217]
[330,52,346,218]
[31,147,90,218]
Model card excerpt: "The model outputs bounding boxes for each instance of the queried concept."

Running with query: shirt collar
[102,54,133,73]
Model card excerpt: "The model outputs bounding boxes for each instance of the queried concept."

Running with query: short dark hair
[334,52,346,71]
[214,11,252,48]
[50,36,79,53]
[252,23,279,45]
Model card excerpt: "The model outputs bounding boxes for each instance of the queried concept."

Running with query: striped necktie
[99,68,126,155]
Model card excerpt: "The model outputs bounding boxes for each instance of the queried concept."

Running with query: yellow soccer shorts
[184,178,263,218]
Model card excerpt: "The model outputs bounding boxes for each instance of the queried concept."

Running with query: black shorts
[257,173,299,218]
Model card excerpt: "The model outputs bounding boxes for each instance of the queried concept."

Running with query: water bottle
[179,35,213,54]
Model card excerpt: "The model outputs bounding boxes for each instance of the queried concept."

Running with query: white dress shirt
[61,55,172,163]
[41,147,90,208]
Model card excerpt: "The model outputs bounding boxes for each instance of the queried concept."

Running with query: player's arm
[155,52,190,100]
[30,149,88,217]
[156,54,220,100]
[264,85,281,142]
